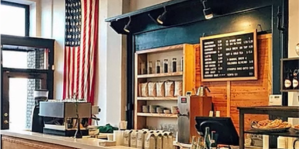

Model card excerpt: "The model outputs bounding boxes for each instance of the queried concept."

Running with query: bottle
[148,61,153,74]
[210,131,217,148]
[156,60,161,73]
[293,69,299,89]
[163,59,168,73]
[284,69,292,89]
[141,62,146,74]
[181,57,184,72]
[172,58,177,72]
[204,127,211,149]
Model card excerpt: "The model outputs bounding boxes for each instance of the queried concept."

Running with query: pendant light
[124,16,131,33]
[157,6,167,25]
[201,0,213,20]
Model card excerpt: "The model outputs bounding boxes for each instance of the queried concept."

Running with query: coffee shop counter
[0,130,135,149]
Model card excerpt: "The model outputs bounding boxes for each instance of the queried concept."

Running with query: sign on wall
[200,30,258,82]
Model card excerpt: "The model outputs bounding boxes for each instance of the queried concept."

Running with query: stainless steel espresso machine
[39,101,92,136]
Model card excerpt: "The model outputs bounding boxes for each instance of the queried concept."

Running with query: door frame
[1,69,48,129]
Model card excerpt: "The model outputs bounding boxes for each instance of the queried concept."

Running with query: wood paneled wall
[2,136,75,149]
[194,34,272,132]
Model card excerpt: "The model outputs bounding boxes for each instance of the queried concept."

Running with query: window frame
[1,1,30,36]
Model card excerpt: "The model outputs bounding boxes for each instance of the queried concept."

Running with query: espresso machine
[31,89,49,133]
[177,94,212,144]
[39,101,92,137]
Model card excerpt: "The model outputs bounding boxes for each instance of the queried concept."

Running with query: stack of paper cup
[113,130,124,145]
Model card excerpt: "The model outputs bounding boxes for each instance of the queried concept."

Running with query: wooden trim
[137,72,183,78]
[200,29,258,82]
[227,81,231,117]
[257,33,272,39]
[183,44,196,94]
[281,57,299,61]
[268,34,273,94]
[137,113,177,118]
[2,136,74,149]
[135,44,184,54]
[137,97,178,100]
[134,53,138,129]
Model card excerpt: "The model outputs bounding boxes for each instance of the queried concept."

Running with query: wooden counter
[0,130,134,149]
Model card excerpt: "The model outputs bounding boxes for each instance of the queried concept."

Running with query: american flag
[63,0,98,105]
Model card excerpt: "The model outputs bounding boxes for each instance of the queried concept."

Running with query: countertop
[0,130,134,149]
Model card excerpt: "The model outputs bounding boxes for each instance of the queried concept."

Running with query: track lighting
[157,6,167,25]
[124,17,131,33]
[201,0,213,20]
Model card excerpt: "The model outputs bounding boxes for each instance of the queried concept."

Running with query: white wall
[288,0,299,108]
[51,0,64,99]
[40,0,64,100]
[287,0,299,148]
[130,0,169,11]
[95,0,128,126]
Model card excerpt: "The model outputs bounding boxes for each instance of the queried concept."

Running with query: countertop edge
[0,130,111,149]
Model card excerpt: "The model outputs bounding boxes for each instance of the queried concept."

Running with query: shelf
[137,97,178,101]
[281,89,299,92]
[281,57,299,61]
[137,113,178,118]
[135,44,184,54]
[137,72,183,78]
[238,106,299,117]
[244,129,299,138]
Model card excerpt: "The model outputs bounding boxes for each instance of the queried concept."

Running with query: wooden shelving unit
[137,113,178,118]
[134,44,195,129]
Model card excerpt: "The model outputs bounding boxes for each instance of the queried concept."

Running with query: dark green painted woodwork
[134,6,272,51]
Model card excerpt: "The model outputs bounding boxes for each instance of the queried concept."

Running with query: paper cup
[209,111,214,117]
[215,111,220,117]
[107,134,113,141]
[119,121,127,130]
[113,130,123,145]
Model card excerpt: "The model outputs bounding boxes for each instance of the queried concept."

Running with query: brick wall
[26,50,44,129]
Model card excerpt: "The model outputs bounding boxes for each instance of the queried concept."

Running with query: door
[2,70,47,130]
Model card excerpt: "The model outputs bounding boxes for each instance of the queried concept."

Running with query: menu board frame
[200,30,258,82]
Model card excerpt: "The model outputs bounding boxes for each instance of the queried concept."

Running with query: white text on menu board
[203,36,254,78]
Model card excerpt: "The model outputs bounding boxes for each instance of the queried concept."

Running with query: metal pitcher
[196,85,211,97]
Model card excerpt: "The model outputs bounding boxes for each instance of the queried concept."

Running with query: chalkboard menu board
[200,30,258,81]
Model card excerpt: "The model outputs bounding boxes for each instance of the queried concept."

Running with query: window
[0,1,29,36]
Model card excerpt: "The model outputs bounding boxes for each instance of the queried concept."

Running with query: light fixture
[157,6,167,25]
[124,17,131,33]
[201,0,213,20]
